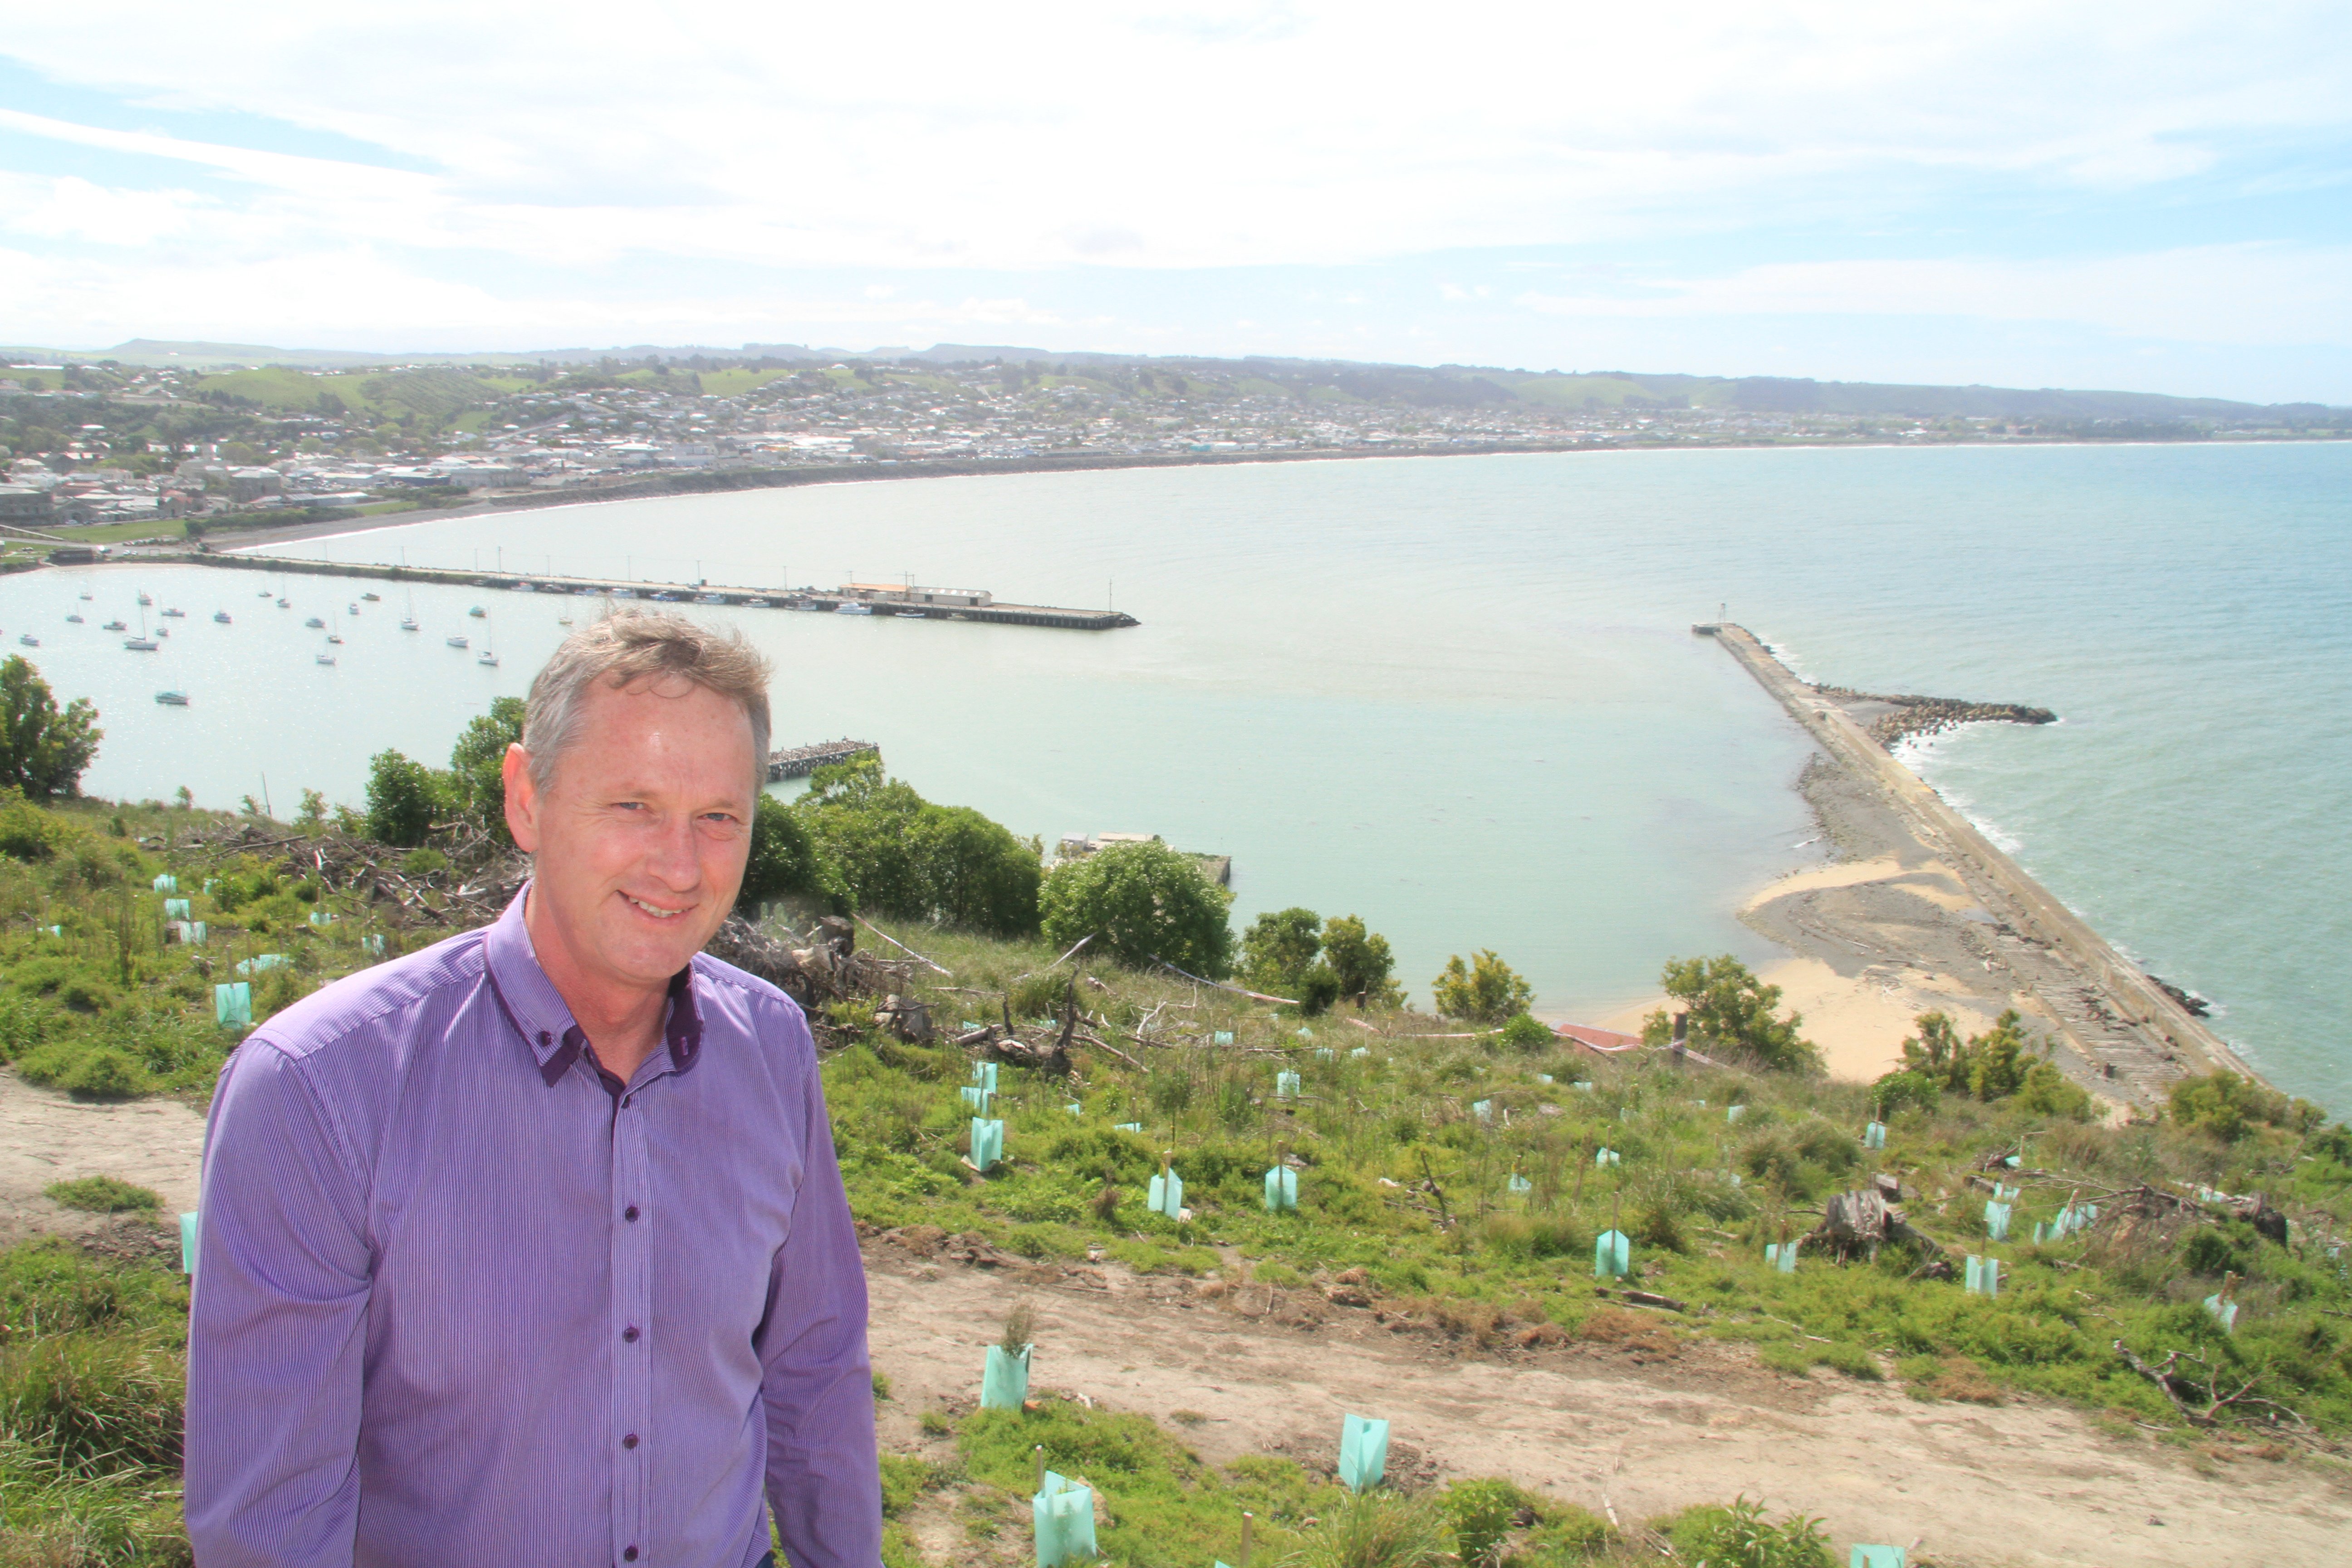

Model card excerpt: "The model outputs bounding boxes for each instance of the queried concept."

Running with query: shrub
[1870,1068,1940,1118]
[1440,1477,1527,1566]
[44,1176,161,1214]
[1660,1498,1833,1568]
[364,748,446,847]
[740,792,846,912]
[1494,1013,1554,1054]
[0,785,62,859]
[1241,906,1323,996]
[1284,1490,1450,1568]
[0,656,103,799]
[400,847,448,877]
[1642,956,1815,1072]
[1039,838,1233,977]
[2169,1071,2311,1142]
[1431,951,1534,1024]
[1321,915,1405,1008]
[61,1046,147,1099]
[2014,1060,2094,1121]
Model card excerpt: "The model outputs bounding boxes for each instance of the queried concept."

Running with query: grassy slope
[2,796,2348,1563]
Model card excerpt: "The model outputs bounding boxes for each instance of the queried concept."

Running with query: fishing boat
[696,593,727,605]
[612,588,636,599]
[213,611,232,624]
[744,597,770,608]
[155,691,189,706]
[362,592,381,602]
[102,618,127,631]
[315,652,337,666]
[650,591,681,603]
[446,635,469,649]
[65,613,83,624]
[835,602,873,616]
[514,582,538,593]
[304,617,326,628]
[895,610,927,619]
[160,608,186,618]
[123,637,158,652]
[18,634,38,646]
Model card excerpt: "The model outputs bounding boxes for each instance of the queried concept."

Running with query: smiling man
[186,610,879,1568]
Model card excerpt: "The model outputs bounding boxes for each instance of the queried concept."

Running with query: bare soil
[865,1230,2352,1568]
[0,1069,205,1250]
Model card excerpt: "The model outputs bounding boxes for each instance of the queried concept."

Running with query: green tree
[907,804,1041,936]
[740,793,845,912]
[1240,906,1322,995]
[790,757,933,917]
[1321,914,1403,1007]
[448,696,525,842]
[295,788,328,832]
[364,749,444,848]
[1899,1011,1964,1086]
[1431,949,1534,1024]
[1039,839,1233,977]
[1643,954,1816,1071]
[0,656,102,799]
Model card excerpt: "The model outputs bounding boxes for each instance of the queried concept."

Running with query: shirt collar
[481,884,705,1088]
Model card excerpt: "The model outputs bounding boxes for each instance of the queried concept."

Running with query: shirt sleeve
[758,1015,882,1568]
[185,1040,373,1568]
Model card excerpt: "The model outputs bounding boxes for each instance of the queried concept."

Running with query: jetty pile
[1812,683,2058,750]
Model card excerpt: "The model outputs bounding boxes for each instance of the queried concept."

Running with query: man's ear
[503,744,541,852]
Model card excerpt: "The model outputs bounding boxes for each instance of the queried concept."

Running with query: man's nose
[646,813,700,886]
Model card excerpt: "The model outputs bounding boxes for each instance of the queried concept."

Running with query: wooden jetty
[768,739,879,782]
[134,553,1139,631]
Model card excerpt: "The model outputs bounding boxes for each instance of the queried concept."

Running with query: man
[187,610,880,1568]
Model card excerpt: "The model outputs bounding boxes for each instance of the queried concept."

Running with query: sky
[2,2,2349,402]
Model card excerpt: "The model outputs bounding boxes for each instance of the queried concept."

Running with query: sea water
[8,441,2345,1106]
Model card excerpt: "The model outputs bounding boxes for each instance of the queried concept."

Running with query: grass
[4,789,2350,1561]
[41,1177,160,1215]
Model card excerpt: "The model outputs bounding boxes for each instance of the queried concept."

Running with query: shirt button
[538,1031,551,1046]
[622,1326,640,1343]
[623,1432,640,1449]
[625,1205,640,1222]
[623,1549,638,1562]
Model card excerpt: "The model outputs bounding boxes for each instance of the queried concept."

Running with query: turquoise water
[8,442,2346,1107]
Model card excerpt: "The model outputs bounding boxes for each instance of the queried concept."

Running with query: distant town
[2,343,2345,542]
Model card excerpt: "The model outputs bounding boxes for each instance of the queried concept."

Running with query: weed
[41,1177,161,1215]
[1279,1490,1450,1568]
[1658,1498,1832,1568]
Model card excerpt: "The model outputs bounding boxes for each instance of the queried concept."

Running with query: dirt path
[0,1069,207,1247]
[864,1239,2352,1568]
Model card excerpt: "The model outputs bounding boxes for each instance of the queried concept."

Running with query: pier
[768,740,879,782]
[135,552,1141,632]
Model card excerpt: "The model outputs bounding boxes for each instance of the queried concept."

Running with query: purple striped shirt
[186,889,879,1568]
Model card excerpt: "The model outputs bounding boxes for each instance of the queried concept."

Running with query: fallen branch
[855,916,951,975]
[1072,1030,1146,1073]
[1151,955,1297,1007]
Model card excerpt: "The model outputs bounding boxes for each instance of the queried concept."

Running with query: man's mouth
[623,893,687,921]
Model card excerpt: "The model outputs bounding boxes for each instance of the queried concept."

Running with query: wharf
[133,552,1140,632]
[768,740,879,782]
[1700,621,2257,1106]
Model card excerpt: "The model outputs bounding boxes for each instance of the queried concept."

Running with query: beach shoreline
[1663,625,2259,1110]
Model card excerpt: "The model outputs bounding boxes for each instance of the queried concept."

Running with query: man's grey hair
[523,608,772,792]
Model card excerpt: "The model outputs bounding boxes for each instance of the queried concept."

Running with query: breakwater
[768,740,879,782]
[1701,621,2259,1105]
[125,551,1139,632]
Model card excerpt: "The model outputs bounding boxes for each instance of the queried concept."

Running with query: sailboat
[124,606,159,651]
[137,592,152,606]
[400,588,420,632]
[477,614,499,666]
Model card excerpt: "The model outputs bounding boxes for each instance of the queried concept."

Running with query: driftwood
[1813,1186,1950,1270]
[2112,1341,2311,1432]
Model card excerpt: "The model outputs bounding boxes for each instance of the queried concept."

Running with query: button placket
[611,1085,654,1568]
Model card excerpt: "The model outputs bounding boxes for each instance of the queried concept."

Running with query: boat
[102,619,127,631]
[325,633,343,645]
[275,598,290,608]
[835,602,873,616]
[477,649,500,667]
[18,634,38,646]
[650,591,681,603]
[160,608,186,618]
[348,603,360,615]
[400,616,419,631]
[65,613,83,624]
[362,592,381,602]
[304,617,326,628]
[696,593,727,605]
[577,585,598,596]
[257,589,272,598]
[213,611,232,624]
[468,606,486,618]
[514,582,538,593]
[155,626,168,637]
[744,597,770,608]
[556,614,573,626]
[137,592,152,606]
[315,652,337,666]
[446,636,469,649]
[123,637,158,652]
[895,610,927,619]
[612,588,636,599]
[155,691,189,706]
[77,588,91,601]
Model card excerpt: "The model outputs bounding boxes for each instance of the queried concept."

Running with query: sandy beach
[1613,628,2259,1110]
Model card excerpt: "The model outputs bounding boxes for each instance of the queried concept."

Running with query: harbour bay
[10,440,2347,1107]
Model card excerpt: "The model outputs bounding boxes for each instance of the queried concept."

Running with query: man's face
[504,676,756,1000]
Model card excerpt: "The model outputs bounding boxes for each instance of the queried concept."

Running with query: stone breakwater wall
[1710,623,2259,1100]
[1812,686,2059,750]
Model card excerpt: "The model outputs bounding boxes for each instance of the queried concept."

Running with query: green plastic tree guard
[1864,1121,1887,1149]
[1337,1414,1389,1492]
[179,1211,199,1275]
[1536,1073,1553,1084]
[980,1343,1032,1409]
[969,1118,1005,1173]
[189,921,207,946]
[1032,1470,1098,1566]
[1508,1174,1532,1194]
[1147,1167,1185,1219]
[2204,1294,2239,1333]
[1595,1147,1619,1168]
[361,933,383,957]
[1066,1101,1083,1117]
[152,874,177,893]
[1851,1548,1906,1568]
[214,981,252,1028]
[1277,1071,1301,1099]
[973,1061,999,1092]
[1965,1255,2000,1298]
[1596,1230,1631,1278]
[1115,1122,1142,1132]
[1473,1099,1494,1123]
[236,954,289,976]
[164,897,192,920]
[1316,1047,1335,1061]
[1264,1166,1298,1212]
[1213,1031,1235,1046]
[961,1085,994,1112]
[1726,1105,1746,1122]
[1984,1200,2012,1241]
